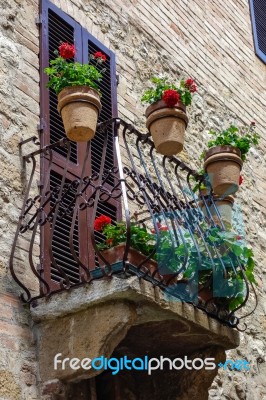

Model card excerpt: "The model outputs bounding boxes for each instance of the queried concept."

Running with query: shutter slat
[88,40,115,185]
[251,0,266,62]
[50,170,80,284]
[48,9,78,163]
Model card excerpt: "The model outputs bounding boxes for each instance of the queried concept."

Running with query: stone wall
[0,0,265,398]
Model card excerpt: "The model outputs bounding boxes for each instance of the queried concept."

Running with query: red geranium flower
[239,175,243,185]
[151,224,168,233]
[94,215,112,231]
[184,78,197,93]
[189,84,197,93]
[185,78,194,86]
[106,238,114,245]
[162,89,180,107]
[59,42,76,59]
[236,235,242,240]
[251,121,256,126]
[94,51,107,62]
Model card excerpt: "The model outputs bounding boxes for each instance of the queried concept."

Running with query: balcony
[11,118,256,325]
[10,118,256,393]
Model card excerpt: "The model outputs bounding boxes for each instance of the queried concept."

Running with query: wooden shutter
[250,0,266,63]
[82,30,121,267]
[40,0,119,290]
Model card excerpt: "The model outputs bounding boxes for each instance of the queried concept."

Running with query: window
[40,0,120,290]
[250,0,266,63]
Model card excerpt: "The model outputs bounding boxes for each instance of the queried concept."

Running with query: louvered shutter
[40,0,119,290]
[250,0,266,63]
[82,30,121,267]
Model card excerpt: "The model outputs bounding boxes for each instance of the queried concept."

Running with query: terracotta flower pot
[98,243,161,279]
[145,100,188,156]
[204,146,243,195]
[198,285,230,312]
[199,195,235,228]
[57,85,102,142]
[198,285,213,304]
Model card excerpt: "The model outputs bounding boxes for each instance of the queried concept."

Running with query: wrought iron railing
[10,118,257,330]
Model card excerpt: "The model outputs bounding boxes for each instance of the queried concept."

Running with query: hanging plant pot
[204,146,243,195]
[199,195,235,228]
[145,100,188,156]
[57,85,102,142]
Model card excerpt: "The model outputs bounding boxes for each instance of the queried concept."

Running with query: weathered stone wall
[0,0,40,398]
[0,0,265,398]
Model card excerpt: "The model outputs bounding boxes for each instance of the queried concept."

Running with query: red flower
[59,42,76,59]
[251,121,256,126]
[236,235,242,240]
[189,84,197,93]
[106,238,113,245]
[151,225,168,233]
[94,215,112,231]
[94,51,107,62]
[185,78,197,93]
[185,78,195,87]
[239,175,243,185]
[162,89,180,107]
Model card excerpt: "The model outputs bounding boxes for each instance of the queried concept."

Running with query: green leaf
[231,244,243,257]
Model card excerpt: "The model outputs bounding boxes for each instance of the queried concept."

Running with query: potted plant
[94,215,159,277]
[44,43,107,142]
[200,195,235,229]
[183,225,256,310]
[141,76,197,156]
[94,216,184,283]
[191,172,235,228]
[201,124,259,195]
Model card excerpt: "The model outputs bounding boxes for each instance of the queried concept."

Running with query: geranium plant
[44,42,107,95]
[182,226,256,310]
[201,123,259,161]
[94,216,156,257]
[94,216,184,274]
[94,216,256,310]
[141,76,197,107]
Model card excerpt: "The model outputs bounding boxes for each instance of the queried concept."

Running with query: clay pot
[199,195,235,228]
[145,100,188,156]
[204,146,243,195]
[198,285,229,312]
[57,86,102,142]
[98,243,161,279]
[198,285,213,304]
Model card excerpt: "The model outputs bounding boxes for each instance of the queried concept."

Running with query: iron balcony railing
[10,118,257,330]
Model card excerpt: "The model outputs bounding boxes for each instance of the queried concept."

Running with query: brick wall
[0,0,265,398]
